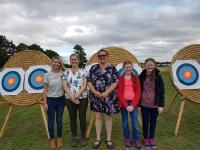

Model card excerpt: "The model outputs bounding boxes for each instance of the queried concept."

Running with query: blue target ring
[132,68,139,76]
[118,68,125,76]
[2,71,21,92]
[176,63,199,85]
[28,68,47,90]
[118,68,139,76]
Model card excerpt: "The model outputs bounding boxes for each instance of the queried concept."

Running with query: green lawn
[0,72,200,150]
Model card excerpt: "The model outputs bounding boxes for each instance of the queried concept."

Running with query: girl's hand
[126,106,131,112]
[43,103,48,111]
[127,106,134,112]
[129,106,134,112]
[158,107,164,114]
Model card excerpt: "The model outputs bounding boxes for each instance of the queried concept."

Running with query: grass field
[0,71,200,150]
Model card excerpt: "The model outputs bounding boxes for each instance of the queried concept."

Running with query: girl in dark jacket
[139,58,165,149]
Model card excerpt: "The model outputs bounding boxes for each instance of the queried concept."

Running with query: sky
[0,0,200,63]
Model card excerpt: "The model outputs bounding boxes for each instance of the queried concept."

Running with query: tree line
[0,35,87,68]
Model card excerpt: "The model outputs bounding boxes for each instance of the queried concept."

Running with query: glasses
[98,54,107,58]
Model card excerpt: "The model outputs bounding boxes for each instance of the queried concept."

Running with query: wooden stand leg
[175,99,185,136]
[86,112,95,139]
[138,113,142,128]
[40,104,50,139]
[0,104,13,138]
[166,92,178,112]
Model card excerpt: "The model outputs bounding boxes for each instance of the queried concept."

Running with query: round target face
[132,68,139,76]
[24,65,51,93]
[172,60,200,89]
[0,68,25,95]
[118,68,125,76]
[176,63,199,85]
[28,68,47,90]
[2,71,21,92]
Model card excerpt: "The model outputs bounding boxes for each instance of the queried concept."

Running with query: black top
[139,68,165,107]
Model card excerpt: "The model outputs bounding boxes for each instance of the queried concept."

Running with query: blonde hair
[51,56,65,71]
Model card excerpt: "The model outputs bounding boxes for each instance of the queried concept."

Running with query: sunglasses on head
[98,54,107,58]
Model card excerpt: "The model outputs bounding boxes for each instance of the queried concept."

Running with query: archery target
[24,65,51,93]
[0,68,25,95]
[116,63,142,76]
[172,60,200,89]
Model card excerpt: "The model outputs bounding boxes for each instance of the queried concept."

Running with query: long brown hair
[144,58,157,80]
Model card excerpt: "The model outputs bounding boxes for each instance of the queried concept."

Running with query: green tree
[44,49,59,59]
[16,43,28,52]
[28,44,44,52]
[73,44,87,68]
[0,35,17,67]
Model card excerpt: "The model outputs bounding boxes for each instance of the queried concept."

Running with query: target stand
[0,50,51,138]
[85,47,142,138]
[167,44,200,136]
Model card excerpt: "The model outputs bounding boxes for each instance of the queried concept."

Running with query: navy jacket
[139,68,165,107]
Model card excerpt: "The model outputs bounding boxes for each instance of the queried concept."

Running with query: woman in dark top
[139,58,165,149]
[87,48,119,149]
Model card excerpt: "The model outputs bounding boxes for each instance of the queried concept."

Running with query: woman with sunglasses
[43,56,65,149]
[87,48,119,149]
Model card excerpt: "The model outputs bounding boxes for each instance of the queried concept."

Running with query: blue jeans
[47,95,65,139]
[120,100,140,141]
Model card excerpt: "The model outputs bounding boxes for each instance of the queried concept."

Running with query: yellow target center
[185,72,191,78]
[36,76,42,82]
[8,79,14,84]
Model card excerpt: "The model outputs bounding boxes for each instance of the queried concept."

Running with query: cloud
[0,0,200,62]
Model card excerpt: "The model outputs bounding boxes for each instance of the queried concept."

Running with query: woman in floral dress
[87,48,119,149]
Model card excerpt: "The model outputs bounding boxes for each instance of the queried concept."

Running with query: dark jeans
[66,98,88,138]
[47,95,65,139]
[120,100,140,141]
[141,106,158,139]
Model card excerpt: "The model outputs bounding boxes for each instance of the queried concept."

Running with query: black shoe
[80,137,87,146]
[70,137,79,147]
[92,140,101,149]
[106,140,114,149]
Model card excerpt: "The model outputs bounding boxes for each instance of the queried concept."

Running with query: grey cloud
[0,0,200,62]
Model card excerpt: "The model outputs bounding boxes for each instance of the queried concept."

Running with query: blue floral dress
[87,64,119,115]
[62,69,88,99]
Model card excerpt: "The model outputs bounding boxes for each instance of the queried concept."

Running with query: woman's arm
[159,75,165,107]
[101,82,118,97]
[102,65,119,97]
[87,82,101,97]
[75,82,87,98]
[117,83,128,109]
[62,80,76,102]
